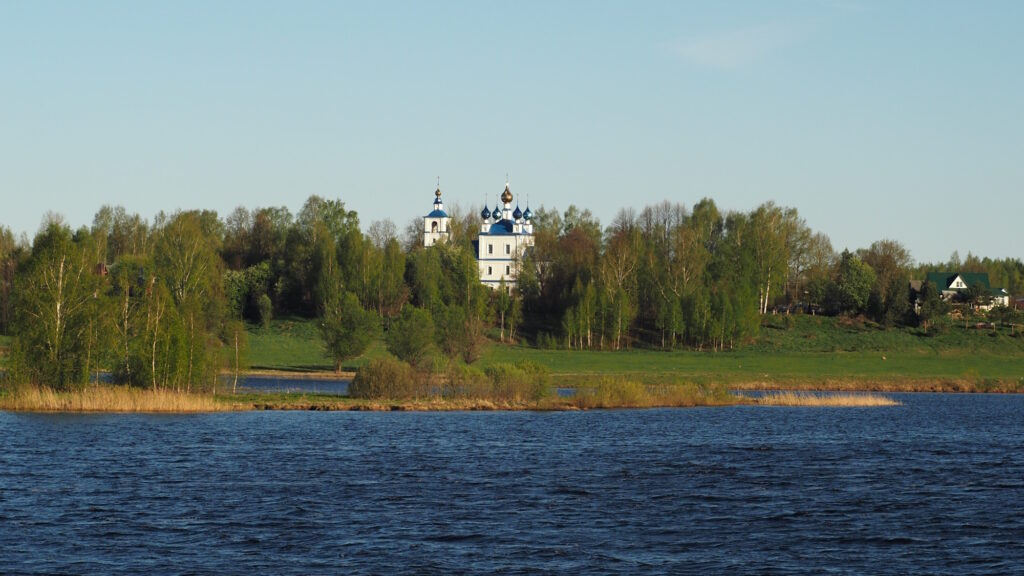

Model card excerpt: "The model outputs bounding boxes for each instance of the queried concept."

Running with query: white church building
[422,181,534,290]
[422,185,450,247]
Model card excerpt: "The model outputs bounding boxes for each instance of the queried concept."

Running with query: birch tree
[11,223,101,389]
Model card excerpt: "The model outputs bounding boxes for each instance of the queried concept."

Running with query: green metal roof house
[924,272,1010,309]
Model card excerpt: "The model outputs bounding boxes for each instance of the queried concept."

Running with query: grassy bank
[0,385,903,413]
[0,385,229,413]
[242,316,1024,393]
[743,391,902,407]
[245,318,387,372]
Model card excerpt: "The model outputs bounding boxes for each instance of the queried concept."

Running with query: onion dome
[501,183,513,204]
[513,205,523,220]
[480,206,492,220]
[435,186,442,199]
[492,205,501,219]
[523,207,533,221]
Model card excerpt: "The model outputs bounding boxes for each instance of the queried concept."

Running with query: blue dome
[512,205,523,220]
[427,209,448,218]
[523,207,533,221]
[480,206,491,220]
[488,220,515,235]
[491,205,501,219]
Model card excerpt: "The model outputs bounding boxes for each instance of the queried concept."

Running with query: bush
[257,294,273,329]
[483,361,551,402]
[441,363,490,398]
[350,357,426,399]
[535,332,559,350]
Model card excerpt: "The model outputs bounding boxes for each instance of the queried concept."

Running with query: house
[922,272,1010,310]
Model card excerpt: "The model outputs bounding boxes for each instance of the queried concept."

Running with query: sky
[1,0,1021,264]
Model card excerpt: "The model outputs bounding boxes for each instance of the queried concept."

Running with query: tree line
[1,196,1021,390]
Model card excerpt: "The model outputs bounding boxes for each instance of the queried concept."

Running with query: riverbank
[0,384,900,413]
[241,315,1024,395]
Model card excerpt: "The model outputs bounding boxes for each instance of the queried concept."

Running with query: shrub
[257,294,273,329]
[535,332,559,350]
[483,361,551,402]
[442,363,490,398]
[350,357,425,399]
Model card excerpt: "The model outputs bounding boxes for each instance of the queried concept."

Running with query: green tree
[385,305,435,369]
[859,239,913,303]
[829,250,876,315]
[224,319,248,393]
[0,226,23,335]
[916,280,950,330]
[962,280,991,310]
[257,294,273,328]
[11,223,102,389]
[154,211,225,392]
[320,291,379,372]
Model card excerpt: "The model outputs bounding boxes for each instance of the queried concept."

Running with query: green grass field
[245,314,1024,391]
[245,317,388,372]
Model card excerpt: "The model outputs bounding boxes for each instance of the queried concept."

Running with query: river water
[1,394,1022,574]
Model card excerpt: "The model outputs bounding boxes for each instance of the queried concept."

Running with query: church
[422,181,535,289]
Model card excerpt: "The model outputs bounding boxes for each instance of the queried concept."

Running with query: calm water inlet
[1,394,1022,574]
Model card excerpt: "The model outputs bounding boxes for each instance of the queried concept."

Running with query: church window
[488,244,493,255]
[505,265,510,276]
[487,266,492,276]
[505,244,511,255]
[431,221,438,233]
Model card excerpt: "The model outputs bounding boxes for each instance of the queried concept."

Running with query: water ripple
[0,394,1022,574]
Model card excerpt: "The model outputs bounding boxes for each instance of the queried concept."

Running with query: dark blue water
[1,394,1022,574]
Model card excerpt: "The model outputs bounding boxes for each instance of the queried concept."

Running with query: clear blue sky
[2,1,1021,264]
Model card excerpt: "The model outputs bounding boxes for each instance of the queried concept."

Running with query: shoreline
[234,369,355,380]
[1,374,1017,414]
[0,383,909,413]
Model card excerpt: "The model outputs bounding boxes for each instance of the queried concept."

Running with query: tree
[11,223,102,389]
[916,280,950,330]
[257,294,273,328]
[374,238,408,323]
[224,319,248,394]
[385,305,435,369]
[828,250,876,315]
[154,211,225,392]
[221,206,252,270]
[600,228,639,349]
[494,279,513,342]
[320,291,379,372]
[962,281,991,311]
[748,202,798,314]
[859,239,913,303]
[0,226,23,335]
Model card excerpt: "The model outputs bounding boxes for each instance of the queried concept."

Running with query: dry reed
[0,385,229,413]
[750,391,901,407]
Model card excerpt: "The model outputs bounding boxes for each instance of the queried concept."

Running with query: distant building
[473,182,534,290]
[420,179,536,289]
[921,272,1010,310]
[422,185,451,247]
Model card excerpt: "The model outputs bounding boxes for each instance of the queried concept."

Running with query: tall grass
[565,378,732,409]
[749,391,901,407]
[0,384,228,412]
